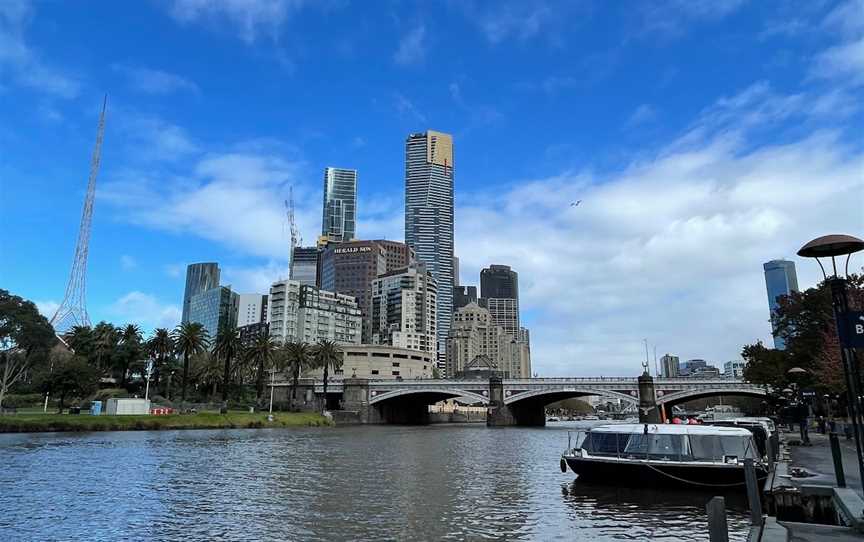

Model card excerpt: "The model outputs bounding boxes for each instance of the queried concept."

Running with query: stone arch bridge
[274,376,766,426]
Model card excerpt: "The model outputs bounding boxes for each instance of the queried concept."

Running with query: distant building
[267,280,361,345]
[480,264,519,300]
[481,297,520,338]
[238,322,269,348]
[689,366,721,379]
[319,239,415,343]
[405,130,454,363]
[181,262,220,323]
[679,359,708,376]
[236,294,268,327]
[724,360,745,379]
[322,167,357,242]
[303,345,435,380]
[446,302,530,378]
[453,285,477,311]
[370,264,438,353]
[660,354,680,378]
[518,327,530,346]
[763,259,799,350]
[187,286,239,340]
[290,246,320,287]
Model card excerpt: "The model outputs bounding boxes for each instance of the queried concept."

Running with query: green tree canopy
[0,289,56,409]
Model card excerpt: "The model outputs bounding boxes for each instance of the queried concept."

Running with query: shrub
[1,393,44,408]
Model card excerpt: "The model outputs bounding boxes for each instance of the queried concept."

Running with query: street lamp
[798,233,864,486]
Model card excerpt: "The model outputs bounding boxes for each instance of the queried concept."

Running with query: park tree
[117,324,143,388]
[313,340,343,412]
[173,322,210,403]
[0,290,56,410]
[284,341,311,410]
[39,356,99,413]
[214,326,242,402]
[246,332,277,403]
[147,328,174,391]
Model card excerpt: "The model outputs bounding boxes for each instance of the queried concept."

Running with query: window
[392,371,400,376]
[392,362,400,367]
[371,370,379,375]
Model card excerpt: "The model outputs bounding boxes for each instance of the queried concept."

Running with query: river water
[0,423,752,541]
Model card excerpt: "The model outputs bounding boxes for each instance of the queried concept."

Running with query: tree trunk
[322,363,329,412]
[222,353,231,402]
[256,358,265,403]
[181,351,190,403]
[291,363,300,411]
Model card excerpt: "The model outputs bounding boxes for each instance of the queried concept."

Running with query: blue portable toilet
[90,401,102,416]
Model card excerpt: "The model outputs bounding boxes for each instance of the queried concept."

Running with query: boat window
[623,433,688,460]
[583,432,625,456]
[689,434,759,461]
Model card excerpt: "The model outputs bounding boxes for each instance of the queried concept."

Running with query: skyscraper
[660,354,680,378]
[404,130,454,361]
[290,246,320,287]
[763,259,799,350]
[182,263,220,323]
[187,286,239,339]
[480,264,519,300]
[370,264,438,353]
[322,167,357,242]
[236,294,268,327]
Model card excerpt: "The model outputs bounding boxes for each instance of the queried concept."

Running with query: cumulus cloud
[108,291,181,331]
[112,64,200,95]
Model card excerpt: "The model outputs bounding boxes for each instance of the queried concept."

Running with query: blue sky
[1,0,862,375]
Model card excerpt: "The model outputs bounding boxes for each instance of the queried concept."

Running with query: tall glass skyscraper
[763,259,799,350]
[182,262,220,323]
[322,167,357,242]
[404,130,454,362]
[188,286,239,339]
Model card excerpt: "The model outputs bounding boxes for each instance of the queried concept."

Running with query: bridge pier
[638,371,661,423]
[487,376,545,426]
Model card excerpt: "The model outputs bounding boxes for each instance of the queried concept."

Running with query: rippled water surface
[0,423,752,541]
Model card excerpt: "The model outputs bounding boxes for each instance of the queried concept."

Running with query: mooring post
[744,458,763,527]
[830,432,847,488]
[706,496,729,542]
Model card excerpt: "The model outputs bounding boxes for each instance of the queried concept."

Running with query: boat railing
[567,429,762,464]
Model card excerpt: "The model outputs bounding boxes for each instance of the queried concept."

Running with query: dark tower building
[453,285,477,311]
[480,264,519,300]
[182,262,220,323]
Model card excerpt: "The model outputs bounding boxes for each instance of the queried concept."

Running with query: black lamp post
[798,233,864,486]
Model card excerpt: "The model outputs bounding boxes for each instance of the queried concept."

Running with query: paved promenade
[788,430,862,492]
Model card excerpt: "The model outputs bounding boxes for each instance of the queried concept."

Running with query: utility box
[90,401,102,415]
[105,398,151,416]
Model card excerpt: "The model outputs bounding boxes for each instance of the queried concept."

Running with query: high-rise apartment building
[181,262,220,323]
[404,130,454,361]
[267,279,361,345]
[724,360,745,379]
[187,286,239,339]
[370,264,437,353]
[322,167,357,242]
[660,354,680,378]
[763,259,799,350]
[319,239,415,343]
[290,246,320,287]
[236,294,268,327]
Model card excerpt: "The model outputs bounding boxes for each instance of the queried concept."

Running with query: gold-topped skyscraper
[404,130,454,374]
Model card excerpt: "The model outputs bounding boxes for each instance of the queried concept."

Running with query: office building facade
[763,259,799,350]
[660,354,680,378]
[480,264,519,300]
[236,294,268,327]
[321,167,357,242]
[187,286,239,340]
[481,297,520,338]
[404,130,454,360]
[181,262,220,323]
[290,246,320,287]
[453,285,477,311]
[370,264,437,353]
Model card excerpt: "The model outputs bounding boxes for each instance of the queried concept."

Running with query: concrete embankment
[0,412,332,432]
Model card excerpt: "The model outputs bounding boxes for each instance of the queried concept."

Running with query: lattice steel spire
[51,95,107,334]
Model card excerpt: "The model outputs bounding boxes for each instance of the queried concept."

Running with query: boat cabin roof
[589,424,753,437]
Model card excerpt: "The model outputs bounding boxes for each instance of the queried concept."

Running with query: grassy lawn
[0,411,332,433]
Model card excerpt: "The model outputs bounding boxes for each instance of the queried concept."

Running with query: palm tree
[172,322,210,403]
[93,322,119,374]
[191,351,221,400]
[313,339,343,412]
[117,324,142,388]
[213,326,242,402]
[246,332,278,404]
[284,341,311,410]
[147,328,173,392]
[65,325,94,360]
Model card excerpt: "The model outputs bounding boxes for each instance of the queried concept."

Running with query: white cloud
[108,291,182,331]
[458,1,582,45]
[166,0,305,43]
[120,255,138,270]
[394,25,426,66]
[112,64,200,95]
[222,261,289,294]
[811,36,864,86]
[393,92,426,123]
[0,1,80,98]
[637,0,747,38]
[625,104,658,127]
[163,263,185,278]
[115,111,200,161]
[34,299,59,319]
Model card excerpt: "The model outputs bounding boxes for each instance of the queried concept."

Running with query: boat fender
[560,457,567,473]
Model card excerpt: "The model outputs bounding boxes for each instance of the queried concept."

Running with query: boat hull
[563,456,766,489]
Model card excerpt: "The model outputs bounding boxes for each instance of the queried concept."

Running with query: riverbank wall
[0,412,332,432]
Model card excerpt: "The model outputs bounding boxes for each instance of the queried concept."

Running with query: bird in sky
[570,200,581,207]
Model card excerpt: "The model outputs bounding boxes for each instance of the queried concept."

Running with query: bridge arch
[657,387,766,407]
[369,388,490,405]
[504,387,638,406]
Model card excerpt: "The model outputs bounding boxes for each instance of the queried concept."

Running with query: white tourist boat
[560,424,768,488]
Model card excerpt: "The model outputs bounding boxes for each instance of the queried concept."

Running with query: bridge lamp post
[798,233,864,487]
